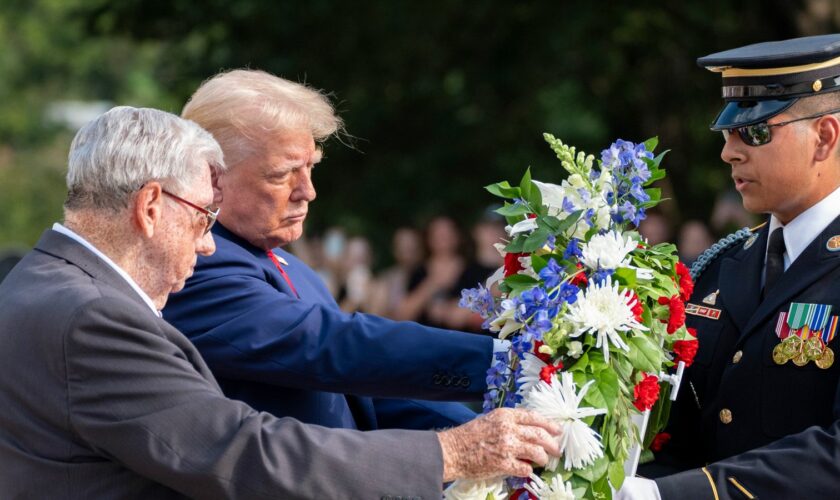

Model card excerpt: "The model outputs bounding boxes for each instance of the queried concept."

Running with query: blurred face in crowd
[721,110,839,224]
[146,164,217,307]
[427,217,460,256]
[217,128,320,249]
[393,227,423,268]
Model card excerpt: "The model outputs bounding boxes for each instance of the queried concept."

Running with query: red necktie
[266,250,300,298]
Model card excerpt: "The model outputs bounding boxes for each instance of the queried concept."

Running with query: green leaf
[568,353,589,372]
[530,253,548,273]
[485,181,521,199]
[608,459,626,490]
[575,455,610,481]
[505,235,526,253]
[643,136,659,152]
[519,168,533,201]
[584,367,619,413]
[529,179,543,208]
[553,209,583,234]
[645,187,661,203]
[522,226,550,253]
[628,334,663,373]
[614,267,638,288]
[495,202,531,217]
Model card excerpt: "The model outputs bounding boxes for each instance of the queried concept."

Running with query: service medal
[772,343,789,365]
[805,336,824,360]
[816,347,835,369]
[792,351,809,366]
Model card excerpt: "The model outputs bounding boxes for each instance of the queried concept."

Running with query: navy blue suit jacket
[164,224,492,430]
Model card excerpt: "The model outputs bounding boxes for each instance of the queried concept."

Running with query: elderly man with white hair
[164,70,503,432]
[0,106,561,498]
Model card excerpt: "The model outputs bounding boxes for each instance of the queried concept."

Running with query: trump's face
[217,129,320,249]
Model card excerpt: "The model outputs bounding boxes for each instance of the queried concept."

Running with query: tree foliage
[0,0,829,258]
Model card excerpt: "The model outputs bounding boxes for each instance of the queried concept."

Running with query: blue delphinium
[601,139,653,225]
[563,238,582,260]
[538,258,564,289]
[459,284,495,319]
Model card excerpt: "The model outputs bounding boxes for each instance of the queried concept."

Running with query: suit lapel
[740,215,840,342]
[718,225,767,333]
[34,230,150,311]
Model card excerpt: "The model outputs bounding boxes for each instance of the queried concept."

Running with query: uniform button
[719,408,733,424]
[732,350,743,363]
[460,377,470,388]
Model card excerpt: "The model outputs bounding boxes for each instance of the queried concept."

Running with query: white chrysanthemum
[488,299,524,339]
[516,352,548,396]
[522,373,607,470]
[580,230,636,270]
[565,276,648,362]
[443,477,507,500]
[524,473,576,500]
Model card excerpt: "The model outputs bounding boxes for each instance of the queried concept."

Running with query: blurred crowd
[282,190,758,334]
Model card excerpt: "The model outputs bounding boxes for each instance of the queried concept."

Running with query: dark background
[1,0,836,264]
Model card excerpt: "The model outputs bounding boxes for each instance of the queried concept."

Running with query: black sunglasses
[722,107,840,147]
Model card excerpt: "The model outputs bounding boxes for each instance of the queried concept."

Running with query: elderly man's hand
[436,408,561,482]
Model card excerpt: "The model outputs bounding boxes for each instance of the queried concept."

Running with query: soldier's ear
[133,182,165,239]
[813,114,840,162]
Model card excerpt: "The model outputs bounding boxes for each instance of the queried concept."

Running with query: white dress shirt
[765,184,840,280]
[52,223,161,317]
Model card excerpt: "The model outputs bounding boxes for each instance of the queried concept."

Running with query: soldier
[627,34,840,500]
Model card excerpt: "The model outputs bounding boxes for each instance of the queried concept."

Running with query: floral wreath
[448,135,698,500]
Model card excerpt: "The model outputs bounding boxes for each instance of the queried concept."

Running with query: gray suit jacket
[0,230,443,499]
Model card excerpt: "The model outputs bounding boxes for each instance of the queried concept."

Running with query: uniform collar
[767,184,840,268]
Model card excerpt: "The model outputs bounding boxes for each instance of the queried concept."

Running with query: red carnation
[650,432,671,452]
[504,252,527,277]
[570,262,588,287]
[675,262,694,302]
[539,363,564,385]
[633,373,660,412]
[658,295,686,334]
[532,340,553,364]
[629,292,645,323]
[673,328,699,367]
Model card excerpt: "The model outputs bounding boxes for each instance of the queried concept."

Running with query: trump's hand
[436,408,561,482]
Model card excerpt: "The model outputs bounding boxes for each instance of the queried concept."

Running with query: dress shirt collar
[767,184,840,269]
[52,223,161,316]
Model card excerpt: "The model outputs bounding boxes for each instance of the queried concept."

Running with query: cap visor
[710,99,796,130]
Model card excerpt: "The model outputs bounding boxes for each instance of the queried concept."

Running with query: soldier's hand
[436,408,561,482]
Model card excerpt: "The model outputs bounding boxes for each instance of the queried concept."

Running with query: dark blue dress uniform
[649,35,840,499]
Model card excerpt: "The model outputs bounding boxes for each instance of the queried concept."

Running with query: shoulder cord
[688,226,752,281]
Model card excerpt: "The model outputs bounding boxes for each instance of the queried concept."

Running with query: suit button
[460,377,470,387]
[732,350,743,363]
[719,408,733,424]
[432,374,442,384]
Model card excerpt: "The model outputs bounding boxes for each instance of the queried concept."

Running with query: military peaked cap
[698,34,840,129]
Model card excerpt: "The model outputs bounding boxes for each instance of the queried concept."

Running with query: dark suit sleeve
[65,296,444,500]
[656,420,840,499]
[166,262,493,400]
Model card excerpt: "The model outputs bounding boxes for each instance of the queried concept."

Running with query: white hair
[182,69,343,167]
[65,106,225,210]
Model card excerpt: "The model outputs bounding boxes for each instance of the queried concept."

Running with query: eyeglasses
[162,190,219,235]
[723,107,840,147]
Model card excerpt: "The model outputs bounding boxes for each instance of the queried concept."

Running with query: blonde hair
[182,69,343,167]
